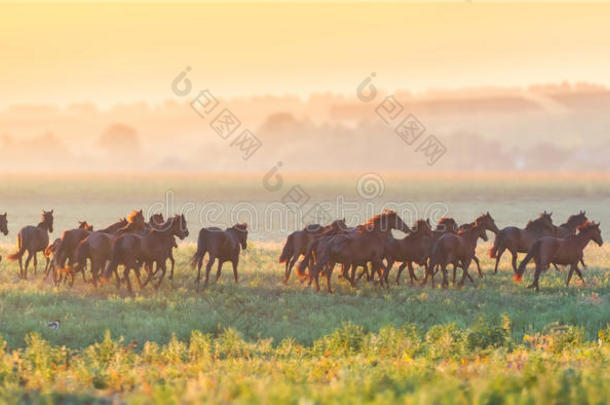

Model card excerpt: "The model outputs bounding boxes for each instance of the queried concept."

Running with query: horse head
[42,209,54,233]
[233,223,248,249]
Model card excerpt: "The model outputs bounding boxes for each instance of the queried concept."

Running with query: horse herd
[279,209,603,292]
[0,208,603,294]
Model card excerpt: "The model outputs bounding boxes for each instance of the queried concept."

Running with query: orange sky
[2,2,610,107]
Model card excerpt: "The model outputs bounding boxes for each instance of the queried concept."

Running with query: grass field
[0,173,609,403]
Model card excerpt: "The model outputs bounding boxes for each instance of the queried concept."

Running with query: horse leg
[459,259,474,287]
[580,258,587,269]
[326,263,335,294]
[494,247,505,274]
[566,264,575,287]
[451,264,457,285]
[527,265,542,292]
[168,251,175,280]
[473,256,482,277]
[33,253,38,276]
[231,257,239,283]
[215,260,225,282]
[574,267,586,286]
[24,251,33,279]
[396,262,406,285]
[155,262,167,289]
[123,268,133,295]
[441,264,449,288]
[408,262,418,284]
[203,256,215,288]
[510,249,519,274]
[285,255,298,283]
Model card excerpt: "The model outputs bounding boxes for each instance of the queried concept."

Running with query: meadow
[0,173,609,403]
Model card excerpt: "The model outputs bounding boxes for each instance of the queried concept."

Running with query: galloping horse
[306,210,411,292]
[191,223,248,289]
[383,219,434,285]
[72,213,142,286]
[427,220,489,288]
[7,210,54,279]
[454,212,500,280]
[279,219,346,283]
[490,212,555,274]
[0,212,7,263]
[52,221,94,283]
[516,222,603,291]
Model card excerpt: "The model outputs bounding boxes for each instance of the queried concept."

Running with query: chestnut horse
[427,221,489,288]
[279,219,347,283]
[489,211,555,274]
[51,221,94,283]
[515,222,603,291]
[0,212,7,263]
[454,212,500,280]
[191,223,248,289]
[105,214,189,293]
[306,210,411,292]
[72,213,143,286]
[7,210,54,279]
[383,219,434,285]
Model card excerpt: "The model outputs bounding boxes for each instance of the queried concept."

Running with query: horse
[280,219,347,283]
[43,238,62,278]
[72,212,144,286]
[105,214,189,293]
[383,219,434,285]
[305,210,411,292]
[453,212,500,280]
[191,223,248,289]
[7,210,54,279]
[0,212,7,263]
[515,222,603,291]
[556,211,588,237]
[51,221,94,284]
[427,220,489,288]
[489,211,555,274]
[145,213,179,281]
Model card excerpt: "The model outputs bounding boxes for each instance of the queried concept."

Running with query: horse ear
[50,209,53,214]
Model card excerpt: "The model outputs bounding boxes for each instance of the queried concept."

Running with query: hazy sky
[2,2,610,108]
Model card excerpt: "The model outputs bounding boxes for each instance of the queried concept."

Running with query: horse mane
[412,219,430,232]
[357,210,395,233]
[233,223,248,231]
[525,217,552,232]
[576,221,599,233]
[127,210,143,224]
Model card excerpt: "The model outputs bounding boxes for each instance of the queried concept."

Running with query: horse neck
[573,232,595,250]
[37,221,51,232]
[459,228,481,247]
[227,228,243,246]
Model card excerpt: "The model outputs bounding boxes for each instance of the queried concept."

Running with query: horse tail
[190,230,207,269]
[515,240,541,282]
[490,231,503,258]
[6,232,25,261]
[296,240,317,279]
[279,234,294,263]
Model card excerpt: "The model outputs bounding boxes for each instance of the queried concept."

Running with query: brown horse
[0,212,7,263]
[43,238,62,278]
[556,211,588,237]
[52,221,94,284]
[427,220,489,288]
[191,223,248,288]
[383,219,434,285]
[280,219,347,283]
[489,211,555,274]
[7,210,54,279]
[145,213,179,280]
[454,212,500,280]
[105,214,189,293]
[306,210,411,292]
[515,222,603,291]
[72,213,143,286]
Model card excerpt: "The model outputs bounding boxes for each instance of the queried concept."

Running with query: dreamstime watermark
[357,73,447,166]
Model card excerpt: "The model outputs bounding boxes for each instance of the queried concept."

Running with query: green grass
[0,173,609,403]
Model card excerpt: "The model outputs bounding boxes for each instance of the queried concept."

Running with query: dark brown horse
[383,219,434,285]
[280,219,347,283]
[51,221,94,284]
[516,222,603,291]
[426,220,489,288]
[454,212,500,280]
[72,213,142,286]
[0,212,7,263]
[489,211,555,274]
[145,213,179,280]
[306,210,411,292]
[7,210,54,279]
[105,214,189,293]
[553,211,589,270]
[191,223,248,288]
